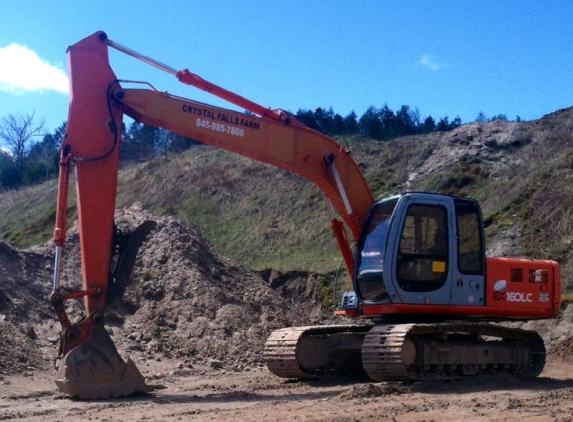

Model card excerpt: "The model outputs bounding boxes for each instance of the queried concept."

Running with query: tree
[423,116,436,133]
[343,111,359,135]
[0,151,18,190]
[489,114,508,122]
[120,122,157,162]
[359,106,383,139]
[436,116,451,132]
[476,111,487,122]
[25,121,66,184]
[0,112,45,184]
[156,128,199,156]
[331,113,345,135]
[395,105,417,137]
[378,104,396,139]
[450,116,462,129]
[295,109,319,132]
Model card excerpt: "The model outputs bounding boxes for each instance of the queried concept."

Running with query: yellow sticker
[432,261,446,273]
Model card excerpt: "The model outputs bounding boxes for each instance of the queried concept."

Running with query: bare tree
[0,112,45,180]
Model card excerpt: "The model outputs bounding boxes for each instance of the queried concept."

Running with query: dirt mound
[0,206,334,375]
[107,206,334,369]
[0,241,55,374]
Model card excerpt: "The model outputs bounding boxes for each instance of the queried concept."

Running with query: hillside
[0,107,572,289]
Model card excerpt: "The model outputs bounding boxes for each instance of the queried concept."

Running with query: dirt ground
[1,359,573,421]
[1,206,573,421]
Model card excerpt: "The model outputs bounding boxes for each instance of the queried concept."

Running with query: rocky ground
[1,206,573,421]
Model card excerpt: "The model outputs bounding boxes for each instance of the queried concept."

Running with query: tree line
[0,105,511,191]
[296,104,462,139]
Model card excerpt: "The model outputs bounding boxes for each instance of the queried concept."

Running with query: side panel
[485,257,561,316]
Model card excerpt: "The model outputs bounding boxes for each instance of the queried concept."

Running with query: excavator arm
[50,31,374,398]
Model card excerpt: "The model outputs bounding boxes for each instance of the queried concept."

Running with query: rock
[209,359,224,369]
[47,336,59,344]
[128,331,143,341]
[26,327,37,340]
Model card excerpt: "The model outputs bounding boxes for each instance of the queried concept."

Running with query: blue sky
[0,1,572,134]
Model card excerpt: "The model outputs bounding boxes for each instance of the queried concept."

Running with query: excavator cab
[347,192,560,322]
[354,193,486,307]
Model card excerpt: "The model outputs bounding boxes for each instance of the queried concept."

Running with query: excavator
[49,31,562,399]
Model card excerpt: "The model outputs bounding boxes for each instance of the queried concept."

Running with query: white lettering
[196,118,245,137]
[506,292,533,303]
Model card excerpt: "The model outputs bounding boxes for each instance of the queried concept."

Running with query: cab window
[355,200,397,302]
[455,199,484,275]
[396,204,448,292]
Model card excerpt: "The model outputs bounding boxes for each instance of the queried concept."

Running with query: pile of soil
[0,206,334,375]
[0,241,55,374]
[107,206,334,369]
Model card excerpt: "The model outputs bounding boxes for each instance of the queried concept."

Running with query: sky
[0,1,572,135]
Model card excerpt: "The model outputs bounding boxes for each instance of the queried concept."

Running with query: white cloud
[0,43,69,94]
[417,54,450,71]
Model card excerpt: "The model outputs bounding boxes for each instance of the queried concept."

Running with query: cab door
[449,198,486,307]
[384,194,485,306]
[386,194,454,305]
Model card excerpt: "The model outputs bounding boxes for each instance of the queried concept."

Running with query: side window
[396,204,449,292]
[355,200,398,302]
[357,200,397,275]
[455,199,485,275]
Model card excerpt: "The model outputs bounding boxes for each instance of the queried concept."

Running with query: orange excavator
[50,31,562,399]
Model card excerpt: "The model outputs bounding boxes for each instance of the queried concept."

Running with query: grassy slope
[1,107,572,290]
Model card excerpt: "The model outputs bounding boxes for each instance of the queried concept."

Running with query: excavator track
[362,322,546,381]
[264,325,371,378]
[361,324,413,380]
[265,323,545,381]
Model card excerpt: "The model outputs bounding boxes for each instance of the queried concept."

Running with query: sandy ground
[1,358,573,422]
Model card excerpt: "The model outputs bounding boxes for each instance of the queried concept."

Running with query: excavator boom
[50,31,374,398]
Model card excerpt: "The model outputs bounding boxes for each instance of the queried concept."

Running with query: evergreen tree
[436,116,451,132]
[343,111,359,135]
[476,111,487,122]
[423,116,436,133]
[359,106,383,139]
[120,122,158,162]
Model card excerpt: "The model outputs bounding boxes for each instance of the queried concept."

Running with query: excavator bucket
[55,326,150,399]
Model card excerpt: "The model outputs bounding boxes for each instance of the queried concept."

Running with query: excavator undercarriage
[264,323,545,381]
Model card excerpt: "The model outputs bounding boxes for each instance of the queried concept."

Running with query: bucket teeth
[55,326,149,399]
